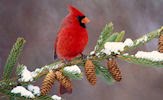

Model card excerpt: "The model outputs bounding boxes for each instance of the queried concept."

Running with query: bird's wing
[54,21,66,60]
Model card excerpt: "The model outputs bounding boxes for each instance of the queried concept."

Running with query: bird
[54,5,90,61]
[54,5,90,94]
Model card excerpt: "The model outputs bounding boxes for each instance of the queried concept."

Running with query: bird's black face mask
[77,16,86,28]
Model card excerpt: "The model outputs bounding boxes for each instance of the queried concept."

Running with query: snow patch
[124,38,134,47]
[51,95,61,100]
[90,51,95,55]
[11,86,35,98]
[19,66,34,82]
[27,85,40,96]
[102,38,133,55]
[102,42,124,55]
[136,35,148,45]
[123,53,129,56]
[135,51,163,61]
[63,65,81,74]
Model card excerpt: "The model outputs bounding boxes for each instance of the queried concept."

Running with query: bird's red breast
[54,5,89,60]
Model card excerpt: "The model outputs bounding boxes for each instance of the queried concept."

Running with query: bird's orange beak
[81,17,90,24]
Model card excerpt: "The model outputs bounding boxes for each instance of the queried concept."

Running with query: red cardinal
[54,5,90,61]
[54,5,90,94]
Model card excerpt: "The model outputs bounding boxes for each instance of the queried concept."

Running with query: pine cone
[41,70,56,95]
[107,59,122,82]
[84,59,97,85]
[158,34,163,53]
[55,71,72,92]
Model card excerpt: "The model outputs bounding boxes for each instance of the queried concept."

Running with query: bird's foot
[80,53,87,59]
[62,60,71,66]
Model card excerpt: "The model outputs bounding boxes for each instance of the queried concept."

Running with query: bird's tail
[54,50,59,60]
[59,83,72,95]
[54,53,58,60]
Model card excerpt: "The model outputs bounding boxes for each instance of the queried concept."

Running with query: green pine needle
[94,61,115,84]
[16,64,25,76]
[119,54,163,67]
[95,22,113,52]
[115,31,125,42]
[124,27,162,52]
[3,37,26,80]
[106,32,119,42]
[94,23,126,53]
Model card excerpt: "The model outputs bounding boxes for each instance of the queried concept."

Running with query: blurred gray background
[0,0,163,100]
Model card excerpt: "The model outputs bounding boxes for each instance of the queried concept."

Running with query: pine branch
[62,68,83,80]
[3,37,26,80]
[118,54,163,67]
[0,24,162,100]
[115,31,125,42]
[15,26,163,83]
[0,88,53,100]
[94,61,115,84]
[94,22,113,52]
[123,27,163,52]
[32,58,85,81]
[94,23,125,53]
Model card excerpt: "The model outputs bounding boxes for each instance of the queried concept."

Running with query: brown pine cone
[158,34,163,53]
[55,71,72,93]
[41,70,56,95]
[107,59,122,82]
[84,59,97,85]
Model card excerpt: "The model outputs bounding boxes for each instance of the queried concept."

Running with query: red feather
[54,5,89,60]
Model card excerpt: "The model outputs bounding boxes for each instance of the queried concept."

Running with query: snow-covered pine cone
[107,58,122,82]
[84,59,97,85]
[158,34,163,53]
[41,70,56,95]
[55,71,72,92]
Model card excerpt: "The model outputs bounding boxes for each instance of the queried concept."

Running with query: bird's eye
[77,16,86,28]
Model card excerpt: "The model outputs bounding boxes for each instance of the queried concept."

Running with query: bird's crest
[68,5,84,16]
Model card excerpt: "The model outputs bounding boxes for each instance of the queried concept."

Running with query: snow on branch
[102,38,133,55]
[119,51,163,67]
[51,95,62,100]
[27,85,41,96]
[135,51,163,61]
[63,65,82,80]
[18,66,36,82]
[11,86,35,98]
